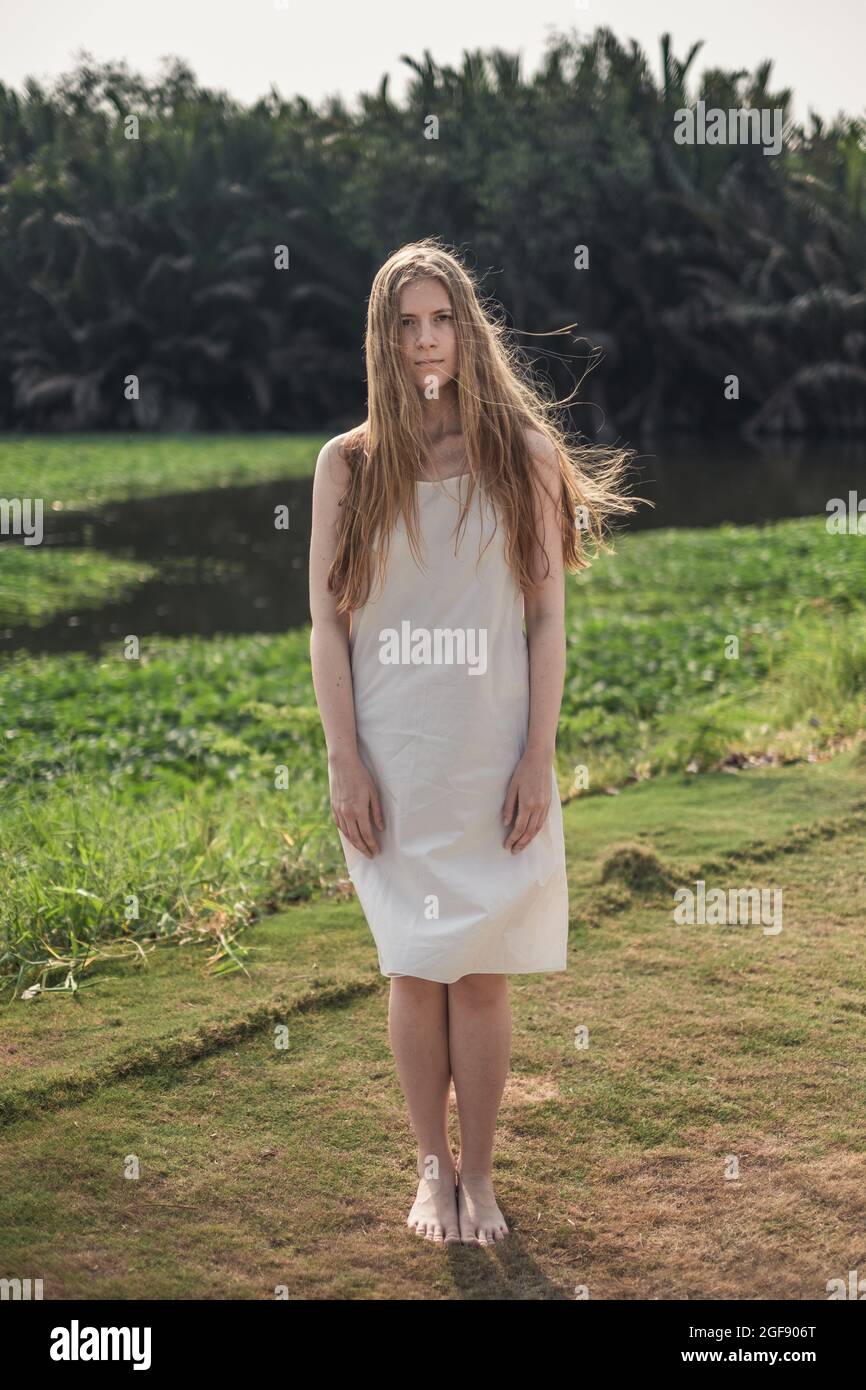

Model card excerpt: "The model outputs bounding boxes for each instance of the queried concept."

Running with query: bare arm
[309,436,383,857]
[522,432,567,759]
[309,436,358,763]
[502,431,566,852]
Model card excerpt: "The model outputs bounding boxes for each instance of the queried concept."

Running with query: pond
[2,435,864,656]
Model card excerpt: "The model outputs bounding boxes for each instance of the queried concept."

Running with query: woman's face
[398,279,458,396]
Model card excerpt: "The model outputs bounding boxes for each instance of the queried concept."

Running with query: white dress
[332,471,569,984]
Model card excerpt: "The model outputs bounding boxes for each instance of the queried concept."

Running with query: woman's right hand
[328,752,385,858]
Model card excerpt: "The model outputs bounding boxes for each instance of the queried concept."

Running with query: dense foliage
[1,28,864,436]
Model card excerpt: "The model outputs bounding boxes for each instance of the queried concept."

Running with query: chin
[414,370,442,389]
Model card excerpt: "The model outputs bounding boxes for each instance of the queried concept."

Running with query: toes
[427,1225,445,1243]
[477,1224,506,1244]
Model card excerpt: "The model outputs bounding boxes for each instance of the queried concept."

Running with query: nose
[416,318,437,348]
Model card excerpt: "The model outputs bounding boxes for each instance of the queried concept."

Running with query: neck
[417,385,460,443]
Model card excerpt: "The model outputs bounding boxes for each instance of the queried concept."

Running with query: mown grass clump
[598,842,677,895]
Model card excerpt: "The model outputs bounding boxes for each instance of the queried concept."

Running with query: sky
[1,0,863,125]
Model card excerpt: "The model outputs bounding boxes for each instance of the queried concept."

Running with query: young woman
[309,239,634,1247]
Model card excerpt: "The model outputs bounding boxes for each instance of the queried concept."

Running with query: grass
[0,548,159,628]
[1,432,863,1297]
[1,512,864,989]
[562,516,866,785]
[0,432,325,627]
[0,432,327,508]
[1,751,863,1298]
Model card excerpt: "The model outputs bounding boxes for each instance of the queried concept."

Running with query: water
[1,437,863,656]
[625,437,866,529]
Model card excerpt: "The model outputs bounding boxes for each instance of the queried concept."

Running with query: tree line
[0,27,864,438]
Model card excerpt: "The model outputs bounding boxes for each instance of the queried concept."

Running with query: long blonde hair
[329,237,639,612]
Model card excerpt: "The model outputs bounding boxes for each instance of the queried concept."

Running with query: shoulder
[522,426,560,492]
[313,429,358,497]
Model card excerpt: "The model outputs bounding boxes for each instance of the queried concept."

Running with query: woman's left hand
[502,750,552,853]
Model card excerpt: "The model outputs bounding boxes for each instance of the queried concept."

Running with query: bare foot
[457,1172,509,1245]
[407,1173,461,1244]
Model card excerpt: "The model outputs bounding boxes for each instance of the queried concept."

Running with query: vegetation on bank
[0,433,325,629]
[0,548,158,629]
[1,512,863,994]
[1,32,864,437]
[0,433,324,508]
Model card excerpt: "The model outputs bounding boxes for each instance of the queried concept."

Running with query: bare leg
[447,973,511,1244]
[389,976,460,1244]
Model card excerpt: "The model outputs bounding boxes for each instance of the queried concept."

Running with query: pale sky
[1,0,862,125]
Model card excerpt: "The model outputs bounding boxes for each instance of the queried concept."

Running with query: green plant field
[1,508,864,990]
[0,548,159,628]
[0,433,326,508]
[564,516,866,781]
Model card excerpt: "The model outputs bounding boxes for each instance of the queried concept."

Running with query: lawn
[1,749,863,1298]
[0,433,863,1299]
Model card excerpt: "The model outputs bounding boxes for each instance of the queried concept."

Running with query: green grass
[0,629,323,792]
[562,516,866,784]
[0,432,327,508]
[1,513,864,989]
[0,547,159,628]
[1,755,863,1298]
[0,431,327,626]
